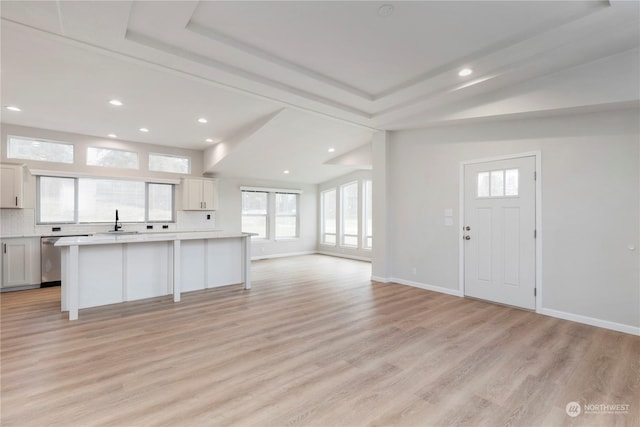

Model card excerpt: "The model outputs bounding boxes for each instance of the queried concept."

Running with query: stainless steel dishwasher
[41,235,87,286]
[41,236,62,285]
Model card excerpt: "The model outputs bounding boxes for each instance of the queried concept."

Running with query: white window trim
[36,175,176,225]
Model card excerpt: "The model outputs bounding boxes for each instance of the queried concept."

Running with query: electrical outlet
[162,225,169,229]
[146,225,153,230]
[206,214,211,220]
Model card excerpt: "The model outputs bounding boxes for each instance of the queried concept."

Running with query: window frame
[148,153,191,174]
[320,188,337,246]
[340,181,359,248]
[275,192,299,240]
[7,135,74,164]
[36,175,175,225]
[363,180,373,250]
[241,190,269,239]
[86,146,140,170]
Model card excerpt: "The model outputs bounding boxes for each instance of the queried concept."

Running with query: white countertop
[55,231,253,246]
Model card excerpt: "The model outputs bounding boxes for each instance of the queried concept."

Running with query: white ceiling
[1,1,638,183]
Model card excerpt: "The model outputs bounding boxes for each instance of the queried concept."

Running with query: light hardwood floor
[1,255,638,427]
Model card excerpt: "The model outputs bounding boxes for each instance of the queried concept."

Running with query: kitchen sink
[95,231,140,236]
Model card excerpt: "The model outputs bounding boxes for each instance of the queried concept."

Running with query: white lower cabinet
[1,238,40,288]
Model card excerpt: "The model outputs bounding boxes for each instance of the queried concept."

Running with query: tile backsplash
[176,211,217,231]
[0,209,35,236]
[1,209,216,237]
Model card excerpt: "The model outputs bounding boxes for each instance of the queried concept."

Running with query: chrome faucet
[114,209,122,231]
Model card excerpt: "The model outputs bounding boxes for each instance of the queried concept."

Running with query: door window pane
[477,172,490,198]
[39,177,75,223]
[490,170,504,197]
[505,169,519,196]
[78,179,145,223]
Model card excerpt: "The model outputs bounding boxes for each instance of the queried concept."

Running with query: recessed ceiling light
[109,99,123,106]
[108,133,117,138]
[283,170,290,174]
[378,4,394,17]
[205,138,214,143]
[458,68,473,77]
[328,148,336,153]
[5,106,21,112]
[197,118,208,124]
[139,127,149,133]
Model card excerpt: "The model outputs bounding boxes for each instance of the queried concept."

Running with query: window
[241,191,268,238]
[477,169,519,198]
[275,193,298,238]
[321,189,336,245]
[38,177,75,223]
[8,136,73,164]
[149,153,190,174]
[37,176,174,224]
[148,183,173,222]
[363,180,373,249]
[341,182,358,247]
[87,147,139,169]
[79,179,145,223]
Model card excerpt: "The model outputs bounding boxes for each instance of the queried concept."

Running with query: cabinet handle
[3,244,6,254]
[15,196,18,206]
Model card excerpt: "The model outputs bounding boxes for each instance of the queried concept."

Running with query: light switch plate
[444,208,453,217]
[445,218,453,226]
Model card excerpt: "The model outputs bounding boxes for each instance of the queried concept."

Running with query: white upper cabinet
[0,164,24,208]
[182,178,218,211]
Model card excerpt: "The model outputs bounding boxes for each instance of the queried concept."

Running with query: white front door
[463,156,536,310]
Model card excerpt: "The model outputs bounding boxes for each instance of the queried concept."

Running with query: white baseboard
[317,251,372,262]
[390,277,464,297]
[371,275,391,283]
[251,251,316,261]
[540,308,640,336]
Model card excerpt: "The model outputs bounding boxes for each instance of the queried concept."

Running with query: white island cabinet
[56,231,252,320]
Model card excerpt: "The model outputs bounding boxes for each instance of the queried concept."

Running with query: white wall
[386,108,639,331]
[318,170,373,261]
[215,176,317,259]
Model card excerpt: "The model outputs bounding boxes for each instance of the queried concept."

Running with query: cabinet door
[2,239,32,287]
[0,165,23,208]
[202,180,217,210]
[182,179,204,210]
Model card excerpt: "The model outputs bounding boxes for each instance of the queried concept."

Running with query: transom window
[477,169,519,198]
[87,147,139,169]
[149,153,190,174]
[7,136,74,164]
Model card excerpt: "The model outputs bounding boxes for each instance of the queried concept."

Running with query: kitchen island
[56,231,253,320]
